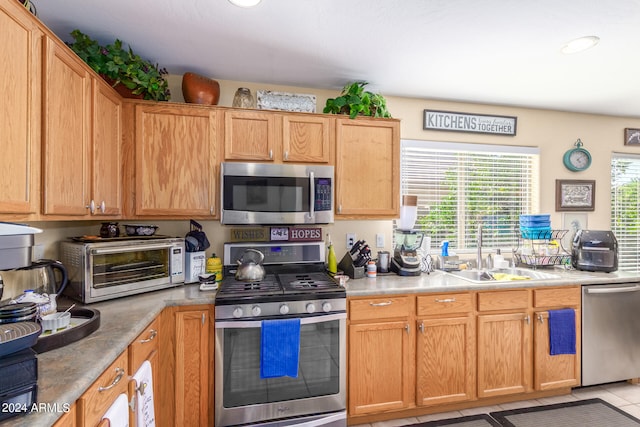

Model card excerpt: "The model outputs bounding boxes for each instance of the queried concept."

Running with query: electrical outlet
[346,233,356,250]
[376,233,385,248]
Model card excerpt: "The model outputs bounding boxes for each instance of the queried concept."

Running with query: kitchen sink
[445,267,561,283]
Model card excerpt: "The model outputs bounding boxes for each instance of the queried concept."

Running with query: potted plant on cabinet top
[323,81,391,119]
[67,29,171,101]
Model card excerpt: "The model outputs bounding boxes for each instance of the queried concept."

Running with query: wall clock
[563,139,592,172]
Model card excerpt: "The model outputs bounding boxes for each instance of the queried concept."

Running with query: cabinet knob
[99,201,106,213]
[86,200,96,214]
[284,151,289,161]
[269,149,273,160]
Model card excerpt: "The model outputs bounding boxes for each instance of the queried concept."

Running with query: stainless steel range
[214,241,346,427]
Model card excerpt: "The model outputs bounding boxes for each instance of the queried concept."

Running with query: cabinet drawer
[77,349,129,427]
[417,293,472,316]
[129,317,159,373]
[533,286,580,308]
[477,289,528,312]
[349,296,410,321]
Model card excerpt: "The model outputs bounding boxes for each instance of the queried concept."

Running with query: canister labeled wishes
[366,261,377,278]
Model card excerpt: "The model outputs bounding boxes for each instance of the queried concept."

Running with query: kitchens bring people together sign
[424,109,517,136]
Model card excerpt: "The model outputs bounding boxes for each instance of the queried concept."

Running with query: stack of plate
[0,303,38,324]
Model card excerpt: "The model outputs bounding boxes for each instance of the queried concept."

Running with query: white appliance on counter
[60,237,185,303]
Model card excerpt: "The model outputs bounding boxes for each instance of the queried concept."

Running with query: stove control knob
[279,304,290,315]
[322,302,332,313]
[251,305,262,317]
[232,307,243,318]
[306,303,316,314]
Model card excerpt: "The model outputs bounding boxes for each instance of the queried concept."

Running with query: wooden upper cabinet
[0,2,42,217]
[224,110,277,161]
[134,103,218,217]
[91,79,123,217]
[224,109,333,164]
[282,115,332,163]
[335,118,400,218]
[42,36,92,216]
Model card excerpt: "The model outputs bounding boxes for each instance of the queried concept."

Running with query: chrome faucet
[477,223,483,270]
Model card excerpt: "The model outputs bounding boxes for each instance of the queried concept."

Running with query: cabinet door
[534,310,580,390]
[224,110,277,161]
[42,36,91,216]
[335,118,400,217]
[416,316,474,406]
[52,403,76,427]
[477,312,531,398]
[282,115,331,163]
[91,79,122,216]
[0,2,41,216]
[135,104,218,216]
[175,309,211,427]
[348,321,413,415]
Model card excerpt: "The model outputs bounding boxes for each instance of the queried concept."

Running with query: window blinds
[400,140,539,251]
[611,153,640,272]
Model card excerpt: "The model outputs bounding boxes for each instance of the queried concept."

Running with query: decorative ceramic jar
[232,87,255,108]
[182,72,220,105]
[100,222,120,238]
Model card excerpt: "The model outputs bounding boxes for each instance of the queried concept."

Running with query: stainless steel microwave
[60,237,185,303]
[220,162,334,225]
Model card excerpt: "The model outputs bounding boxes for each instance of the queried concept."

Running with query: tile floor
[351,381,640,427]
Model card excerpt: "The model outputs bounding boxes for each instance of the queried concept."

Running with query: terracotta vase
[182,72,220,105]
[100,75,144,100]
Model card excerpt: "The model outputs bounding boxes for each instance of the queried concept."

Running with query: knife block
[338,252,365,279]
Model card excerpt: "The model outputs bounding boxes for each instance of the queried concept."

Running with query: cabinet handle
[202,313,206,325]
[98,367,125,392]
[139,329,157,344]
[537,314,544,324]
[210,206,214,216]
[269,149,273,160]
[419,321,425,334]
[284,151,289,161]
[369,301,392,307]
[338,204,342,214]
[524,315,530,325]
[405,324,410,335]
[87,200,95,214]
[99,201,106,214]
[435,298,456,303]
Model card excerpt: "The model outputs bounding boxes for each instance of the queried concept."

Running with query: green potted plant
[67,29,170,101]
[323,81,391,119]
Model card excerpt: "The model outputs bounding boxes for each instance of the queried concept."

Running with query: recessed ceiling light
[228,0,261,7]
[561,36,600,54]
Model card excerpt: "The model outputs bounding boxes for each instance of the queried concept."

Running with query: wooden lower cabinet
[76,349,130,427]
[348,286,581,422]
[52,404,76,427]
[348,296,413,415]
[159,305,214,427]
[416,292,475,406]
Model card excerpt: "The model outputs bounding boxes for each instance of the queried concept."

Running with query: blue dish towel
[260,318,301,379]
[548,308,576,355]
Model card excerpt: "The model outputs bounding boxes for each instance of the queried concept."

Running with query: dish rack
[513,229,571,268]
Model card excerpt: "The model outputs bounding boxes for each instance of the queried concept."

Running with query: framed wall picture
[555,179,595,211]
[625,128,640,145]
[561,212,588,249]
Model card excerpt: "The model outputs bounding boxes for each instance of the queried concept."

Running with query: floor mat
[404,413,501,427]
[490,398,640,427]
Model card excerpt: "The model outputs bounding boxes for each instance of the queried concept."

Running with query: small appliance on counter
[390,230,423,276]
[571,229,618,272]
[0,347,38,421]
[0,222,43,270]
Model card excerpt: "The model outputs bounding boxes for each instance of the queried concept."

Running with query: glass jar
[232,87,255,108]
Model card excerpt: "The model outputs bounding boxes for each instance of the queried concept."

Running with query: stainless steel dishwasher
[582,283,640,386]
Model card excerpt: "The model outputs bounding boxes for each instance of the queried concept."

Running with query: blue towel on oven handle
[548,308,576,355]
[260,318,301,379]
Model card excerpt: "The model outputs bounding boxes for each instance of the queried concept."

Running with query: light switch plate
[376,233,385,248]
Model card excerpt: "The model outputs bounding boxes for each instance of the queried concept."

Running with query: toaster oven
[60,237,185,303]
[571,230,618,272]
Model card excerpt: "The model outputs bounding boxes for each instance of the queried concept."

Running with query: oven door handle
[91,243,175,255]
[215,312,346,329]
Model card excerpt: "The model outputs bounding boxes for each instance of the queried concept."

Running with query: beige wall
[27,75,640,262]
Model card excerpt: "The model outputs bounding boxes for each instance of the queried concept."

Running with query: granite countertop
[1,284,216,427]
[3,267,638,426]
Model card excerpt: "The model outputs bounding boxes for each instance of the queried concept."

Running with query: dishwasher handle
[585,284,640,294]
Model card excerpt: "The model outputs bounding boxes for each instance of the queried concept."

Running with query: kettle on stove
[235,249,265,282]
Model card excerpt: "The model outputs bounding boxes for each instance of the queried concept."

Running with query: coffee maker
[390,230,424,276]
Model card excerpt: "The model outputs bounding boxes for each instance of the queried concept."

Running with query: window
[400,140,539,252]
[611,153,640,272]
